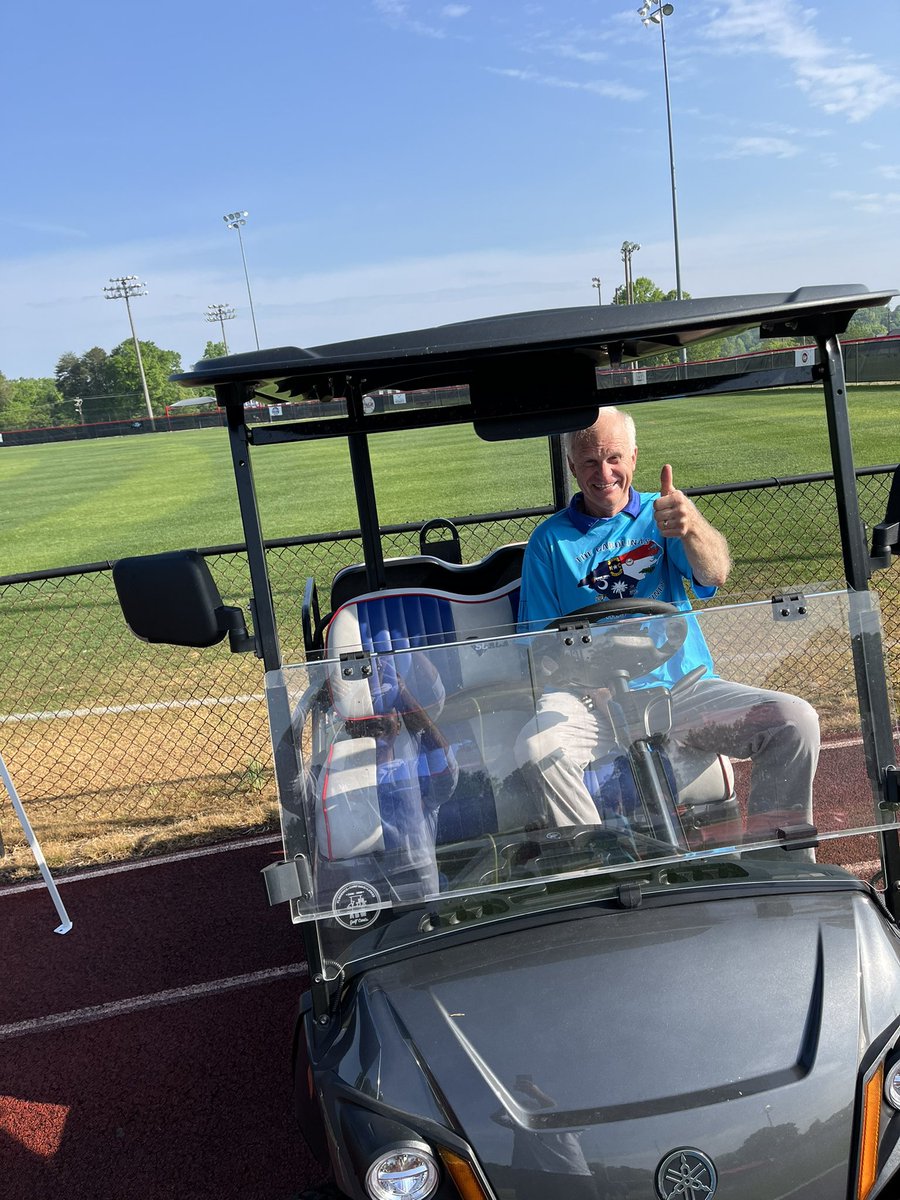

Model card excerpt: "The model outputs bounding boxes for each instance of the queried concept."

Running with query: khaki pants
[514,677,820,832]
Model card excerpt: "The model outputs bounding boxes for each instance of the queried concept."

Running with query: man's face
[568,417,637,518]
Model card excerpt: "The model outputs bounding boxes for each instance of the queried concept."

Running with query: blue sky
[2,0,899,379]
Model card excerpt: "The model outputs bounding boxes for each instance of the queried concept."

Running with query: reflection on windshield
[271,590,898,964]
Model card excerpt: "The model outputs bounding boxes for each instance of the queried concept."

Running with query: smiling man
[514,406,820,846]
[517,407,730,629]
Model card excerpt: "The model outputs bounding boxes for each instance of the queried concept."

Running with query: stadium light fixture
[223,210,260,349]
[620,242,641,304]
[103,275,155,429]
[205,303,236,355]
[591,276,603,306]
[638,1,674,25]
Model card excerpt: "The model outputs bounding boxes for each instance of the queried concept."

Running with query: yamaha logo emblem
[655,1148,717,1200]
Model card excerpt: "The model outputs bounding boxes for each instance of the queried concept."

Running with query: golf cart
[113,287,900,1200]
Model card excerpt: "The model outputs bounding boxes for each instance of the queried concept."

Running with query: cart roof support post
[346,380,386,592]
[219,381,282,671]
[548,434,573,512]
[818,332,900,912]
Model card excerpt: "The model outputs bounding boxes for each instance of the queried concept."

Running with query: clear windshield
[267,589,899,973]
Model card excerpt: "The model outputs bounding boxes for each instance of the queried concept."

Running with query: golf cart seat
[314,567,738,872]
[318,576,530,870]
[301,535,526,658]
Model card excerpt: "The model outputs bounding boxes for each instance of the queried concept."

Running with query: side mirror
[112,550,256,653]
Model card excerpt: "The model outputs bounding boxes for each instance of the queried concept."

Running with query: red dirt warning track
[0,837,325,1200]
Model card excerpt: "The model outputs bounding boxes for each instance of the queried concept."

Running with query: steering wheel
[548,598,688,678]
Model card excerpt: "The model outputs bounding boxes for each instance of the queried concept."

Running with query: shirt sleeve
[517,533,562,632]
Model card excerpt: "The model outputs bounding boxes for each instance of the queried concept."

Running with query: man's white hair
[563,407,637,459]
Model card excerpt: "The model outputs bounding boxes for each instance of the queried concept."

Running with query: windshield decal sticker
[332,880,381,929]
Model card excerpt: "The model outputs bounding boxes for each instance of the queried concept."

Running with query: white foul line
[0,962,308,1042]
[0,694,265,725]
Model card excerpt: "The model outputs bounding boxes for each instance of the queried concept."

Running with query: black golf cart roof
[173,285,896,442]
[175,285,895,396]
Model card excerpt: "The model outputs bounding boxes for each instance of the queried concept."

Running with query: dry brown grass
[0,777,279,884]
[0,696,278,884]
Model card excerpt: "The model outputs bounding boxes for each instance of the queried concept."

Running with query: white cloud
[441,4,469,17]
[7,219,90,240]
[877,165,900,181]
[488,66,645,103]
[703,0,900,122]
[719,136,801,160]
[517,23,613,66]
[550,41,609,65]
[372,0,446,39]
[832,190,900,215]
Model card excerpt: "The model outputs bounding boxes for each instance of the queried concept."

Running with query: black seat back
[330,542,526,610]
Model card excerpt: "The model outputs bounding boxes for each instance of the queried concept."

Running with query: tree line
[0,339,225,432]
[1,285,896,432]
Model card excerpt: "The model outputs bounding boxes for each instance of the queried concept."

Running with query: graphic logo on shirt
[578,540,662,599]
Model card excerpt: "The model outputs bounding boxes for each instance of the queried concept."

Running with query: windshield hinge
[772,593,808,621]
[776,822,819,851]
[617,881,643,909]
[880,765,900,811]
[554,620,593,647]
[261,854,313,906]
[338,650,374,679]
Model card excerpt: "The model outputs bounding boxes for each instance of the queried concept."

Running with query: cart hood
[343,888,900,1199]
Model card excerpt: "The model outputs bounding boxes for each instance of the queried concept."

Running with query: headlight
[365,1144,440,1200]
[885,1053,900,1110]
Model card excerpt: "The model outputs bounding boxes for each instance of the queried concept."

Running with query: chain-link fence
[1,472,898,880]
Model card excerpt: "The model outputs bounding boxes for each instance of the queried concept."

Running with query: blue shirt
[517,489,717,685]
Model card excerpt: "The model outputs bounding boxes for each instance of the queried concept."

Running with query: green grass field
[1,385,898,578]
[2,384,898,882]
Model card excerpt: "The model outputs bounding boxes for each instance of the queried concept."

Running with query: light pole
[591,276,603,306]
[637,3,684,303]
[223,211,260,349]
[620,241,641,304]
[103,275,155,429]
[639,2,689,368]
[206,303,236,354]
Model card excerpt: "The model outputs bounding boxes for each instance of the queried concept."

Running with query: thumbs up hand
[653,463,693,538]
[653,464,733,587]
